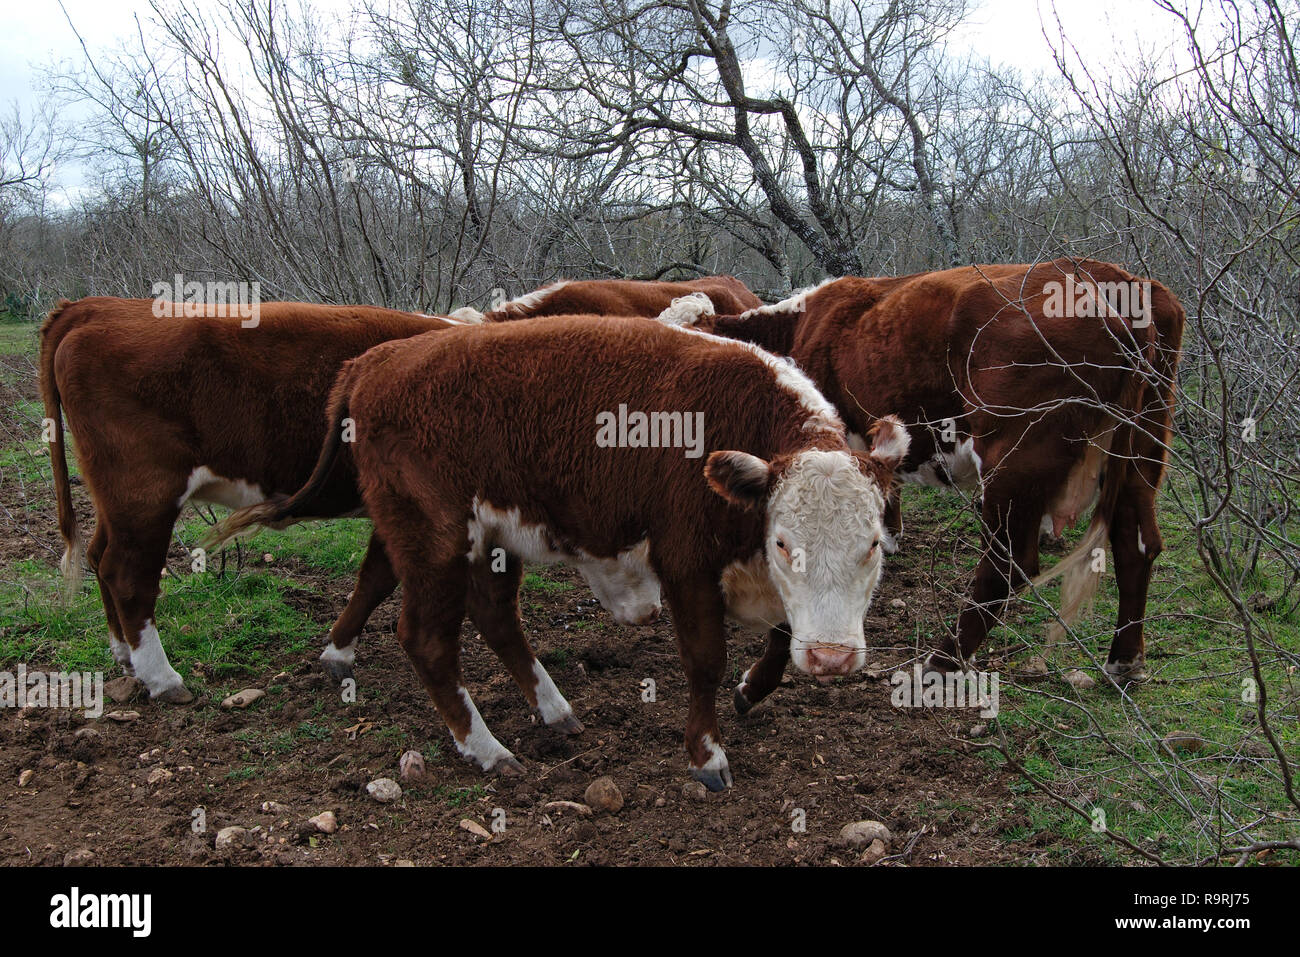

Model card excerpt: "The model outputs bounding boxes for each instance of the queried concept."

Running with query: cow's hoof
[1103,659,1148,683]
[690,765,733,792]
[733,684,754,716]
[151,684,195,705]
[548,713,585,736]
[322,659,355,683]
[489,755,525,776]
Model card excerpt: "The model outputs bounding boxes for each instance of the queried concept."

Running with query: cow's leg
[97,508,191,703]
[396,559,522,775]
[734,625,791,715]
[1105,486,1160,681]
[881,489,903,554]
[664,578,732,790]
[928,482,1044,671]
[319,531,398,682]
[86,521,132,675]
[467,555,582,734]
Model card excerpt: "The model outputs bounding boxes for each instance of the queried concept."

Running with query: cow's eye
[775,538,792,561]
[860,539,879,564]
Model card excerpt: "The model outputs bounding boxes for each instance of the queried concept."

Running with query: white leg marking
[696,732,730,775]
[530,659,574,725]
[320,639,357,668]
[130,620,186,697]
[1136,529,1146,556]
[453,687,515,771]
[110,635,134,674]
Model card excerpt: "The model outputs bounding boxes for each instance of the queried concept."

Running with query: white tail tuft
[59,530,83,601]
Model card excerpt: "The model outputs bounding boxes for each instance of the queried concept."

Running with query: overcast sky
[0,0,1188,195]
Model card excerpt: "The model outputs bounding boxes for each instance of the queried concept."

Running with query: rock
[1064,669,1096,690]
[968,722,991,738]
[459,818,492,840]
[307,811,338,834]
[269,671,292,685]
[860,838,889,865]
[1163,731,1209,753]
[221,688,265,709]
[73,727,101,742]
[18,769,34,787]
[104,676,143,703]
[261,801,287,815]
[583,776,624,814]
[215,826,253,851]
[681,780,709,802]
[394,859,415,867]
[366,778,402,803]
[63,848,95,867]
[146,767,173,785]
[398,749,427,783]
[1020,656,1049,677]
[837,820,893,849]
[889,598,907,611]
[262,553,275,564]
[543,800,593,817]
[104,710,141,722]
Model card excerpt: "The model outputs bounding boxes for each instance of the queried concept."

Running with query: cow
[204,316,910,789]
[658,259,1185,687]
[40,298,662,704]
[449,275,761,322]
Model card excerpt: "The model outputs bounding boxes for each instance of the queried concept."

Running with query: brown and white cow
[205,317,909,789]
[39,298,462,701]
[660,259,1185,687]
[42,298,667,702]
[450,275,761,322]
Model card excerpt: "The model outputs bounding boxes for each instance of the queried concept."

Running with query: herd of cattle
[38,261,1185,790]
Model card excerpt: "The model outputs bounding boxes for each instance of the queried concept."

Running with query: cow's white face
[707,417,909,679]
[577,542,662,626]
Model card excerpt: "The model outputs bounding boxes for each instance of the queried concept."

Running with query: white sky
[0,0,1190,194]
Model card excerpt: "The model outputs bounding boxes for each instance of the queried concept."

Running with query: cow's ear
[865,415,910,471]
[706,451,773,509]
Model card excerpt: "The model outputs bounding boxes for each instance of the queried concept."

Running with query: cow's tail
[1030,345,1152,644]
[39,301,83,597]
[201,362,358,552]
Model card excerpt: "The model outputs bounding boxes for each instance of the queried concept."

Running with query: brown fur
[690,259,1186,674]
[39,297,452,697]
[209,317,903,783]
[485,276,761,321]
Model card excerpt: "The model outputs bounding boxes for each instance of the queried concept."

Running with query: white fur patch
[494,280,571,316]
[452,686,515,770]
[467,499,662,625]
[1137,529,1146,556]
[900,437,982,491]
[445,307,485,323]
[656,292,715,326]
[178,466,266,510]
[673,325,842,435]
[720,552,784,628]
[320,639,356,668]
[695,733,730,774]
[130,620,186,697]
[737,277,839,319]
[530,660,574,725]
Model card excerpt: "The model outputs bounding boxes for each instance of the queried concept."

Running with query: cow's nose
[806,646,856,675]
[636,605,662,625]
